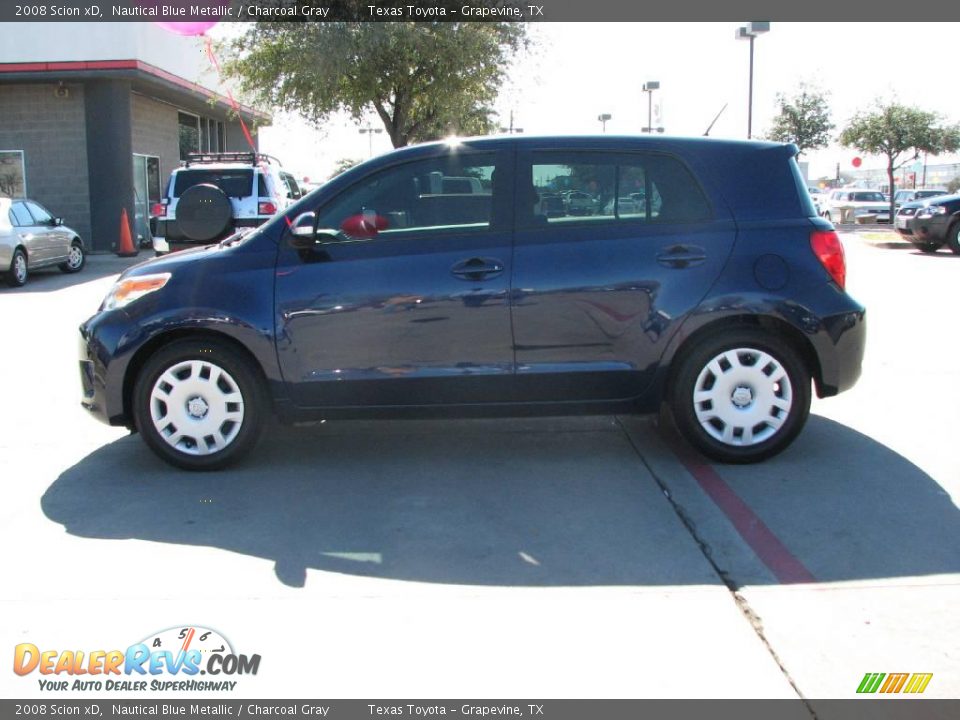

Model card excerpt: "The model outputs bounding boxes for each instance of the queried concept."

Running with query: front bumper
[896,213,950,245]
[79,310,137,427]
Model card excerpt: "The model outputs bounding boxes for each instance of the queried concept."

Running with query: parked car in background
[80,135,865,470]
[808,188,828,217]
[824,189,890,224]
[894,193,960,254]
[151,152,297,255]
[892,188,948,211]
[1,197,85,287]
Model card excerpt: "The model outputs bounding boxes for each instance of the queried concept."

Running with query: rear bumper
[812,303,866,397]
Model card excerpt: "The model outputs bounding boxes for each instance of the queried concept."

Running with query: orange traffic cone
[116,207,138,257]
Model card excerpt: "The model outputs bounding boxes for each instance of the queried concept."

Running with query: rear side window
[524,151,710,227]
[173,169,253,198]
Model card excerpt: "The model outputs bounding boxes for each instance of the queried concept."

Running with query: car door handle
[451,257,505,280]
[656,245,707,268]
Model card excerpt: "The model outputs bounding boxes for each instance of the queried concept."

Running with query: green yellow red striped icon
[857,672,932,694]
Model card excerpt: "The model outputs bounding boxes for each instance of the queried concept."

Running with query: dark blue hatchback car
[80,136,865,470]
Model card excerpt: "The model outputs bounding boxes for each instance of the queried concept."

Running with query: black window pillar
[84,80,134,253]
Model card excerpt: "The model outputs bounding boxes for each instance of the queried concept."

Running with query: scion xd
[79,136,865,470]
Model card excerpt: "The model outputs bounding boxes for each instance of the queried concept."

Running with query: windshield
[173,169,254,198]
[851,192,885,202]
[917,190,945,198]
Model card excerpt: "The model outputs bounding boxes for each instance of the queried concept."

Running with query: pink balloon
[154,21,218,36]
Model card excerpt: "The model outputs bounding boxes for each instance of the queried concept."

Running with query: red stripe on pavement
[670,441,816,584]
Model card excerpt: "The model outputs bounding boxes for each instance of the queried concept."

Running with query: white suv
[152,152,300,254]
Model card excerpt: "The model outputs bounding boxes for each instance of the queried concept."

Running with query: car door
[23,201,68,262]
[509,148,736,403]
[8,201,50,264]
[275,147,516,408]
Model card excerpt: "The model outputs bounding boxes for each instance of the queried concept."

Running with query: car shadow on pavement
[661,413,960,585]
[41,416,960,589]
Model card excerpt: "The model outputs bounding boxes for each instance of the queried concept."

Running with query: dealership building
[0,23,268,252]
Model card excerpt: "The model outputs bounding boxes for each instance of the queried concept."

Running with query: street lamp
[642,81,660,133]
[597,113,612,133]
[735,22,770,139]
[358,125,383,157]
[499,109,523,134]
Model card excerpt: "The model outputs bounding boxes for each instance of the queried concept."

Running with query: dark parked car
[79,136,865,470]
[894,194,960,253]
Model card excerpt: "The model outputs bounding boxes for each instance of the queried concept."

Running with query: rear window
[173,169,253,198]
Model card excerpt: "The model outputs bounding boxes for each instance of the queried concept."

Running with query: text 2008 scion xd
[80,136,865,470]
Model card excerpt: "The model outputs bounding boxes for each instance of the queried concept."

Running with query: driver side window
[316,154,497,240]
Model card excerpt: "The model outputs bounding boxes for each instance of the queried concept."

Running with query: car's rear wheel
[133,339,265,470]
[59,239,85,273]
[6,248,28,287]
[947,222,960,255]
[670,328,811,463]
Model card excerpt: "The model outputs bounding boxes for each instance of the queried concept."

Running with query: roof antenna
[703,103,727,137]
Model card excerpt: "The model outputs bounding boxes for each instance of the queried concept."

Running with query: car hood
[119,231,257,280]
[900,193,960,210]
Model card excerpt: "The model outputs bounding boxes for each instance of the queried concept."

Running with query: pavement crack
[615,416,818,717]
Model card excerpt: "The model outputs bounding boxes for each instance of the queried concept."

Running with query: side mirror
[288,212,343,249]
[52,217,63,226]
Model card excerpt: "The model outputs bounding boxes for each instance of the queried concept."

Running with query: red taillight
[810,229,846,289]
[258,200,277,215]
[151,202,166,218]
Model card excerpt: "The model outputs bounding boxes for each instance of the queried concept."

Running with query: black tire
[947,222,960,255]
[59,239,86,273]
[917,242,941,254]
[670,328,811,463]
[133,339,266,470]
[6,247,27,287]
[176,183,233,242]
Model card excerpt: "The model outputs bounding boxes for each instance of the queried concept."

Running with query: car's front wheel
[133,339,265,470]
[59,239,85,273]
[947,222,960,255]
[670,329,811,463]
[6,248,28,287]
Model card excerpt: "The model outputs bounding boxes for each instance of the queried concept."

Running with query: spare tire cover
[176,183,233,241]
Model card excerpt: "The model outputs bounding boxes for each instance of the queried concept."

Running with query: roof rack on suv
[184,152,282,167]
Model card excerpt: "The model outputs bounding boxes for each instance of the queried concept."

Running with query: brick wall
[130,92,180,184]
[0,83,91,242]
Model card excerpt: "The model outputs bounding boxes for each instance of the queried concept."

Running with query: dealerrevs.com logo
[13,626,261,692]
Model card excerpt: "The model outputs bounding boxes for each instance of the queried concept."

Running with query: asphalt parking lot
[0,233,957,705]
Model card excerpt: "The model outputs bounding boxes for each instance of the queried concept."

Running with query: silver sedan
[1,197,85,287]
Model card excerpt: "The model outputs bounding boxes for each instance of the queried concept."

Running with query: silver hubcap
[149,360,244,456]
[693,347,793,447]
[68,245,82,269]
[14,254,26,282]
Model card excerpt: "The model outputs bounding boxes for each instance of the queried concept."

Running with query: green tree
[328,157,363,179]
[766,84,834,156]
[224,15,528,148]
[840,101,960,220]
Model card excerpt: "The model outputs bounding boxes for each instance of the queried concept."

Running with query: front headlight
[101,273,171,311]
[918,205,947,218]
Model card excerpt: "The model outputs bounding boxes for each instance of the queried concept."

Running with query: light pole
[642,81,659,133]
[499,109,523,134]
[597,113,612,133]
[358,125,383,157]
[735,22,770,139]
